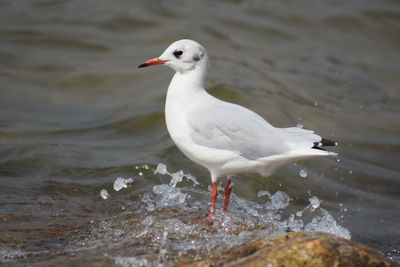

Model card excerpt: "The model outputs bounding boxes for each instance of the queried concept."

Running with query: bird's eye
[173,50,183,58]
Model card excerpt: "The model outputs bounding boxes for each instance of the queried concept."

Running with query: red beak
[138,57,168,68]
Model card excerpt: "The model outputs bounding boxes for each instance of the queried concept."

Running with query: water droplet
[146,203,155,212]
[154,163,168,175]
[142,215,154,226]
[37,196,55,206]
[348,170,353,174]
[113,177,134,191]
[309,196,320,210]
[336,158,341,162]
[100,189,110,200]
[267,191,291,210]
[299,168,307,178]
[169,170,184,187]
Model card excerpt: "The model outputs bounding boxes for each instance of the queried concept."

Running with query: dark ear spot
[192,54,200,61]
[193,51,204,62]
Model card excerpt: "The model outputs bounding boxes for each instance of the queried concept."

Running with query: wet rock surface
[182,232,399,267]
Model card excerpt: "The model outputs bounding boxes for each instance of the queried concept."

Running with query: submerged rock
[179,232,398,267]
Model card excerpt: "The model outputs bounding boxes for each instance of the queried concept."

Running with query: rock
[180,232,398,267]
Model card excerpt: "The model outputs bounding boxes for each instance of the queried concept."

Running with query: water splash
[154,163,168,175]
[152,184,187,207]
[113,177,134,191]
[91,163,351,266]
[154,163,200,187]
[266,191,291,210]
[304,209,350,238]
[309,196,320,210]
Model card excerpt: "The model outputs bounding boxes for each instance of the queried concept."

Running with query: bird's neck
[167,66,207,101]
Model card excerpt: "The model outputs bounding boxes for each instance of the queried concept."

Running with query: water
[1,0,399,264]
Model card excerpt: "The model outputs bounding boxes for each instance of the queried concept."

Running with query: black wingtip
[313,138,338,149]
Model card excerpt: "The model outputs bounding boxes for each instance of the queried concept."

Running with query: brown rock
[182,232,399,267]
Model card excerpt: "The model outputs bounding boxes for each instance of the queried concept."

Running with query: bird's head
[138,39,209,74]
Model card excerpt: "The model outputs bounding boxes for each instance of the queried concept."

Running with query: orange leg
[208,182,218,221]
[223,179,232,212]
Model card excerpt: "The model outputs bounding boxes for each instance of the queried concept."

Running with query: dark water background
[1,0,399,265]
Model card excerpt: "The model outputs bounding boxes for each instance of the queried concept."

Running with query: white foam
[304,209,351,239]
[0,247,26,262]
[284,214,304,232]
[114,256,149,267]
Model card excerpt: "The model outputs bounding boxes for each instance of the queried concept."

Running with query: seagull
[138,39,337,220]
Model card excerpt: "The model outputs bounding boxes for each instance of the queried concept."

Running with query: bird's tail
[280,127,338,152]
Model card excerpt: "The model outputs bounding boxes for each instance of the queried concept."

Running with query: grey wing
[187,103,287,160]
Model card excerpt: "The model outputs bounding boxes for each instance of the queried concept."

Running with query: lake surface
[0,0,399,265]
